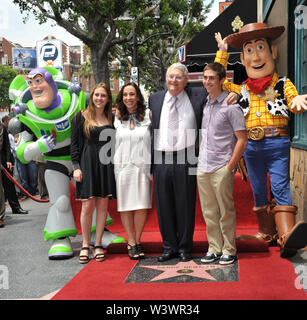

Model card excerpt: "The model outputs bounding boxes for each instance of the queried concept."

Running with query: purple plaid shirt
[198,90,246,173]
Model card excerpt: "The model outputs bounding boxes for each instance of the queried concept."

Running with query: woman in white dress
[114,82,152,259]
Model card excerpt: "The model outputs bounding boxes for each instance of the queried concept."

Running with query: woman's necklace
[128,112,142,130]
[93,115,108,126]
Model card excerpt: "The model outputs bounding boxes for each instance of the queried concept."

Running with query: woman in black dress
[71,83,116,263]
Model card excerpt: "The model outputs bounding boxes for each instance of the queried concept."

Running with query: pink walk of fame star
[141,260,230,282]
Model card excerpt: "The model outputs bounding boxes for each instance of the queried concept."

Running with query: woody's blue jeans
[243,137,292,207]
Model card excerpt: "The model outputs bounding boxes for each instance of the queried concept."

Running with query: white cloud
[0,4,9,30]
[0,0,82,47]
[205,0,220,25]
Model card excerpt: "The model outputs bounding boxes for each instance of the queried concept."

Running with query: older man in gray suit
[149,63,207,262]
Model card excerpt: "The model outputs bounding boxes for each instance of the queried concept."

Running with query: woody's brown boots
[236,204,278,245]
[272,205,307,258]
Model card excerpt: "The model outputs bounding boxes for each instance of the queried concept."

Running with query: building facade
[262,0,307,222]
[0,37,14,66]
[0,35,120,96]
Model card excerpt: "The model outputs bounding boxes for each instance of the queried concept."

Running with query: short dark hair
[2,115,9,123]
[203,62,226,80]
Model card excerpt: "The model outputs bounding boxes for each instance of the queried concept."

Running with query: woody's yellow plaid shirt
[215,50,302,129]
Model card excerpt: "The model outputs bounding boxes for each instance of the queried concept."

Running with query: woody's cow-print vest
[238,77,290,118]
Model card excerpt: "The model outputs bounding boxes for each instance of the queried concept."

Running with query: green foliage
[118,0,214,91]
[0,65,18,108]
[12,0,213,91]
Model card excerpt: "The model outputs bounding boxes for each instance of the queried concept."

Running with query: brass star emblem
[232,16,244,32]
[264,87,281,103]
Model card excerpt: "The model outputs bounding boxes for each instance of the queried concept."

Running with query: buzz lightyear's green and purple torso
[9,66,86,169]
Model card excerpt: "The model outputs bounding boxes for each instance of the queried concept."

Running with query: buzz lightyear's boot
[44,169,77,260]
[48,238,75,260]
[89,212,126,248]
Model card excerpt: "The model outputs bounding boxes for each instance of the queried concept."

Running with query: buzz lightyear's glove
[18,135,56,163]
[37,134,56,152]
[13,102,28,115]
[68,84,81,95]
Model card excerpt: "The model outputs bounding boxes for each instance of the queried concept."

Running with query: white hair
[167,62,189,78]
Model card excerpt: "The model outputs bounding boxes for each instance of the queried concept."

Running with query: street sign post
[131,66,138,83]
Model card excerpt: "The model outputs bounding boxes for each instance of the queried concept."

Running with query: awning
[185,0,257,82]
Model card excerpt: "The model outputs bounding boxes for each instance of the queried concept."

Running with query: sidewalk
[0,197,85,300]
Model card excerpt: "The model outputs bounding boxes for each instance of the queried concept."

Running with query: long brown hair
[115,82,146,122]
[84,82,112,138]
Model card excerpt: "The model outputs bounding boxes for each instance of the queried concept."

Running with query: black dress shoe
[179,252,192,262]
[12,208,28,214]
[157,252,178,262]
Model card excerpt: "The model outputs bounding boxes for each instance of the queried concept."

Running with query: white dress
[114,108,152,211]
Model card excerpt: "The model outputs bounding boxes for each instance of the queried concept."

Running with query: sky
[0,0,220,48]
[0,0,82,46]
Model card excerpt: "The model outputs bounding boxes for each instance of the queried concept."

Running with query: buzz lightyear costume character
[9,66,124,259]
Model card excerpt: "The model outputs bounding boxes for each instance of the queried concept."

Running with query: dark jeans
[16,159,38,196]
[36,162,48,197]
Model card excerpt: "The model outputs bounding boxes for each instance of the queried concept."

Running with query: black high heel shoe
[94,245,105,262]
[136,243,145,259]
[79,247,90,264]
[127,244,139,260]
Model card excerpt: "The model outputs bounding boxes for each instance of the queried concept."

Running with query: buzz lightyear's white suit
[9,67,124,259]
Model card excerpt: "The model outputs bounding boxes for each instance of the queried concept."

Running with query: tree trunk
[90,45,110,87]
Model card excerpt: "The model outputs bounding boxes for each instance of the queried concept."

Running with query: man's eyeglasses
[167,74,185,81]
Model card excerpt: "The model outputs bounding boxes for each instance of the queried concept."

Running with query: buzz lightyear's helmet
[9,66,64,114]
[27,67,61,111]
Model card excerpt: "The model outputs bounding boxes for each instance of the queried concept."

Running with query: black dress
[75,124,116,200]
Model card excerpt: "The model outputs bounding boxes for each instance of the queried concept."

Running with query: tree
[13,0,162,86]
[78,44,92,92]
[0,65,18,109]
[115,0,214,91]
[140,0,214,91]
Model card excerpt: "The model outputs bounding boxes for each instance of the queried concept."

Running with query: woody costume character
[215,23,307,258]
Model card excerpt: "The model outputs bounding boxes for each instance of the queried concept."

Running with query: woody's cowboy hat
[225,22,285,49]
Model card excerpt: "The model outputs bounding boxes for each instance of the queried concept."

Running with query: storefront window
[263,0,274,20]
[292,0,307,150]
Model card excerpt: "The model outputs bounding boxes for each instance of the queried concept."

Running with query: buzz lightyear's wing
[9,75,28,102]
